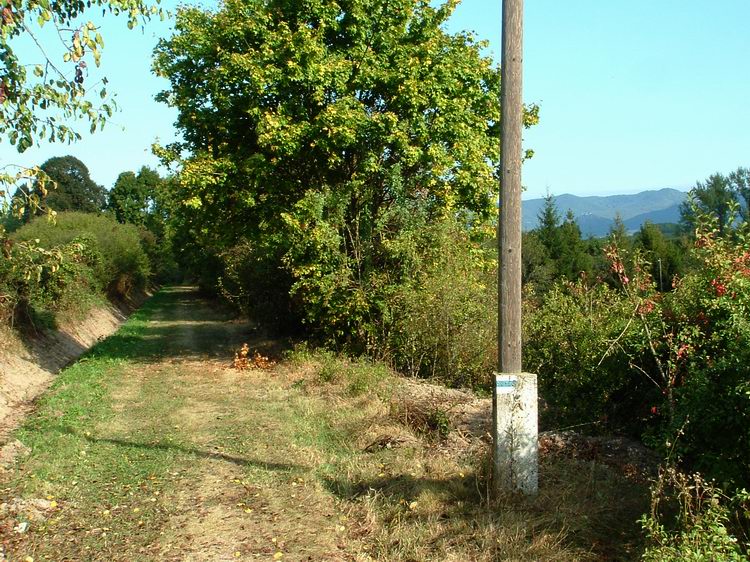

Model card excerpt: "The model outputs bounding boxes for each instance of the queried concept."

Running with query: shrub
[12,211,151,299]
[523,208,750,488]
[641,468,749,561]
[0,236,93,329]
[659,221,750,487]
[138,227,180,284]
[386,221,497,390]
[215,239,299,333]
[522,279,651,432]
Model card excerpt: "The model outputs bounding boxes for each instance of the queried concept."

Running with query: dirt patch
[392,378,657,480]
[0,439,30,472]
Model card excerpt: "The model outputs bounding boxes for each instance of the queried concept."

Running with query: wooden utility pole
[499,0,523,374]
[494,0,538,496]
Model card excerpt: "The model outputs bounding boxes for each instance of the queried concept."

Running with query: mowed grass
[1,291,194,558]
[1,288,649,561]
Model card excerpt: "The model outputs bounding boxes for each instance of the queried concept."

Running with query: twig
[597,300,640,367]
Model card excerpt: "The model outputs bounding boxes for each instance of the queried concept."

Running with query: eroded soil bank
[0,295,146,440]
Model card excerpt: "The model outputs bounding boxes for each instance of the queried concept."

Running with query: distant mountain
[522,188,688,237]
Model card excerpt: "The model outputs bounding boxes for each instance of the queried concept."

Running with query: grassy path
[0,288,365,561]
[0,287,648,561]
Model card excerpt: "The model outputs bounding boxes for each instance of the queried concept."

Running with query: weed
[425,408,452,438]
[641,467,750,561]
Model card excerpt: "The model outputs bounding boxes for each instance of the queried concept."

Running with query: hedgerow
[13,211,150,299]
[2,212,151,330]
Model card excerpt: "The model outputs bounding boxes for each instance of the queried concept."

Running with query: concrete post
[493,372,538,494]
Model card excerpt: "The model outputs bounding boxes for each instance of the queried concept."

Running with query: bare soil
[0,305,127,441]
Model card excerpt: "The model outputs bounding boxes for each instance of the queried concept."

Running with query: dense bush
[662,221,750,487]
[525,210,750,488]
[385,221,497,390]
[214,239,299,333]
[12,212,151,300]
[523,280,652,432]
[0,235,93,329]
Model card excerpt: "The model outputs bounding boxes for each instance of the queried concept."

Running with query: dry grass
[284,350,650,561]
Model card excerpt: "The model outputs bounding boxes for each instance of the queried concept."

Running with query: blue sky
[2,0,749,200]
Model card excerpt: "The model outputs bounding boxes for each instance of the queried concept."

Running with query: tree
[728,167,750,223]
[0,0,162,153]
[557,209,592,280]
[154,0,537,339]
[633,221,683,291]
[536,193,561,258]
[108,166,162,226]
[608,213,630,249]
[524,198,594,290]
[680,172,737,235]
[0,0,163,231]
[23,156,106,218]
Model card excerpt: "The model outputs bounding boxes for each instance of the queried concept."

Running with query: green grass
[4,292,195,558]
[2,289,651,561]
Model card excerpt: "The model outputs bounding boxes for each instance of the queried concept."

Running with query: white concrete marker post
[493,373,538,494]
[496,0,538,495]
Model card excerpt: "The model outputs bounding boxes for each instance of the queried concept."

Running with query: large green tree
[524,196,593,290]
[680,172,737,235]
[154,0,537,340]
[38,156,106,214]
[108,166,162,226]
[535,193,561,256]
[728,167,750,222]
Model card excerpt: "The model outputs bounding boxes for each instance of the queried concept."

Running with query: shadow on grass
[92,435,301,472]
[55,425,301,473]
[322,470,480,505]
[321,458,649,561]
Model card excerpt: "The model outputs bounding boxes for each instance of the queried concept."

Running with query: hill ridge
[522,187,688,237]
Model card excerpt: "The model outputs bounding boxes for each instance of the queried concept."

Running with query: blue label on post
[495,375,518,394]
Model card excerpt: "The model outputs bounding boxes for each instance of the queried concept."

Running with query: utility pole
[658,258,663,291]
[494,0,538,496]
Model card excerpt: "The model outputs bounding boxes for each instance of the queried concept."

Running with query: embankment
[0,295,147,439]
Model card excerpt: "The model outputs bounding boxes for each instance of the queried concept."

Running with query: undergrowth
[284,347,650,561]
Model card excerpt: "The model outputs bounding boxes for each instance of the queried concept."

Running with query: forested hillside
[522,188,688,236]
